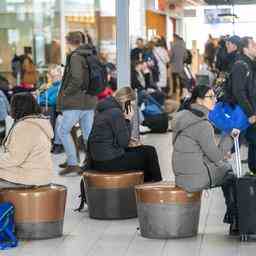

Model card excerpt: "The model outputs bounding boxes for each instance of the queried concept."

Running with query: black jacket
[57,44,97,111]
[88,96,131,162]
[230,54,256,117]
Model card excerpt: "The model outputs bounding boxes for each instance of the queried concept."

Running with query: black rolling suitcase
[234,136,256,241]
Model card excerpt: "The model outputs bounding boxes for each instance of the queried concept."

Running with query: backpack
[0,202,18,250]
[80,53,108,96]
[142,95,164,117]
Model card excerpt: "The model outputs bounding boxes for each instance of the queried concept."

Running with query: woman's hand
[224,151,232,160]
[128,137,142,148]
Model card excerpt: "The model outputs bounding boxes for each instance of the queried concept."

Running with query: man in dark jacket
[225,35,241,73]
[230,36,256,172]
[131,38,145,61]
[57,31,97,175]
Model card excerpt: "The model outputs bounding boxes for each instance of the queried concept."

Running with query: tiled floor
[2,133,256,256]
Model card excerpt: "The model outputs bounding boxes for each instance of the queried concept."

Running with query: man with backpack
[229,37,256,173]
[57,31,98,175]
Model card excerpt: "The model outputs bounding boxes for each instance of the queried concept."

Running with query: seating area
[0,184,67,240]
[0,132,253,256]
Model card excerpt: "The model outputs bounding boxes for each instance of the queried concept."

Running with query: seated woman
[172,85,238,235]
[88,86,162,182]
[0,93,54,188]
[37,64,62,110]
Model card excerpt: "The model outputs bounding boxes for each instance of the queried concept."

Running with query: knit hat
[227,35,241,47]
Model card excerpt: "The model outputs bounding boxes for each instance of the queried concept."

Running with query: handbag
[208,102,250,134]
[0,202,18,250]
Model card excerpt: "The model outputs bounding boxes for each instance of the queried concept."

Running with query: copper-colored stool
[135,182,201,239]
[83,171,144,219]
[0,184,67,240]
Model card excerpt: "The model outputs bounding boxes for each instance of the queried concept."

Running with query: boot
[229,217,239,236]
[59,165,83,176]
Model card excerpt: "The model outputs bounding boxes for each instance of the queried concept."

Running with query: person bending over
[88,86,162,182]
[0,93,54,188]
[172,85,238,236]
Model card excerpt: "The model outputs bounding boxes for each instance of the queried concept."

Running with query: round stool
[0,184,67,240]
[135,182,201,239]
[83,171,144,219]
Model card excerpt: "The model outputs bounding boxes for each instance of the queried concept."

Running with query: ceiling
[204,0,256,5]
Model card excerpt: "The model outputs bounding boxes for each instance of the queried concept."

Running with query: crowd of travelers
[0,29,256,239]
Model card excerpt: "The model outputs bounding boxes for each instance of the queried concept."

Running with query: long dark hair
[11,93,41,121]
[180,85,211,111]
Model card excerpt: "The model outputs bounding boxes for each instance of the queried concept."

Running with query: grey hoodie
[172,104,231,192]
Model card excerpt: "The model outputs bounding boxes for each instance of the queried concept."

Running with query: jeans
[54,115,63,145]
[58,110,94,166]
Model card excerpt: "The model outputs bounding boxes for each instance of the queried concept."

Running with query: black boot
[229,217,239,236]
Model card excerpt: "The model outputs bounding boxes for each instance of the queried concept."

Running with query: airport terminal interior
[1,0,256,255]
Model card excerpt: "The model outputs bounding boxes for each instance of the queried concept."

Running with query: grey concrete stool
[135,182,201,239]
[0,184,67,240]
[83,171,144,219]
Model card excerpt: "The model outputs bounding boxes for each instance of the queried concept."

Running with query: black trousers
[92,145,162,182]
[248,143,256,173]
[220,171,238,224]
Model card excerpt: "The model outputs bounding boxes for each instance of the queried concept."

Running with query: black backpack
[81,54,108,96]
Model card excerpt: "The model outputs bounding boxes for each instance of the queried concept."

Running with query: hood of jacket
[20,115,54,140]
[96,96,121,113]
[73,44,94,57]
[172,104,209,134]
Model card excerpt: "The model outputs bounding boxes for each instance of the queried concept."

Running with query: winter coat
[170,39,187,75]
[172,104,231,192]
[57,44,97,111]
[38,80,61,108]
[230,54,256,117]
[88,96,131,162]
[0,116,54,186]
[153,47,170,89]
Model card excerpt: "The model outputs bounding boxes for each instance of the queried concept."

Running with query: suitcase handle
[234,135,242,178]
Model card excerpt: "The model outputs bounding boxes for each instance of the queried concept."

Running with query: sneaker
[59,162,68,168]
[59,165,83,176]
[51,144,64,154]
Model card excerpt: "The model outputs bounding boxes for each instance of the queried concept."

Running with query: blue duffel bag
[208,102,250,134]
[0,202,18,250]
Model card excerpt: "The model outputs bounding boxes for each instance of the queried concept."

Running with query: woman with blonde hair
[88,86,162,182]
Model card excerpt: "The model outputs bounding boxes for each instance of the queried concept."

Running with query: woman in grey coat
[172,85,238,235]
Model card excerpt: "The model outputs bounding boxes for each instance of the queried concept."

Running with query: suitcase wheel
[240,234,249,242]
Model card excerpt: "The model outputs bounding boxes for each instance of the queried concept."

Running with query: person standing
[229,37,256,173]
[57,31,97,175]
[131,38,145,62]
[153,38,170,92]
[170,34,187,98]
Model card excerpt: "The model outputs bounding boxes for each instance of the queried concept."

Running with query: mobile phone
[124,101,131,114]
